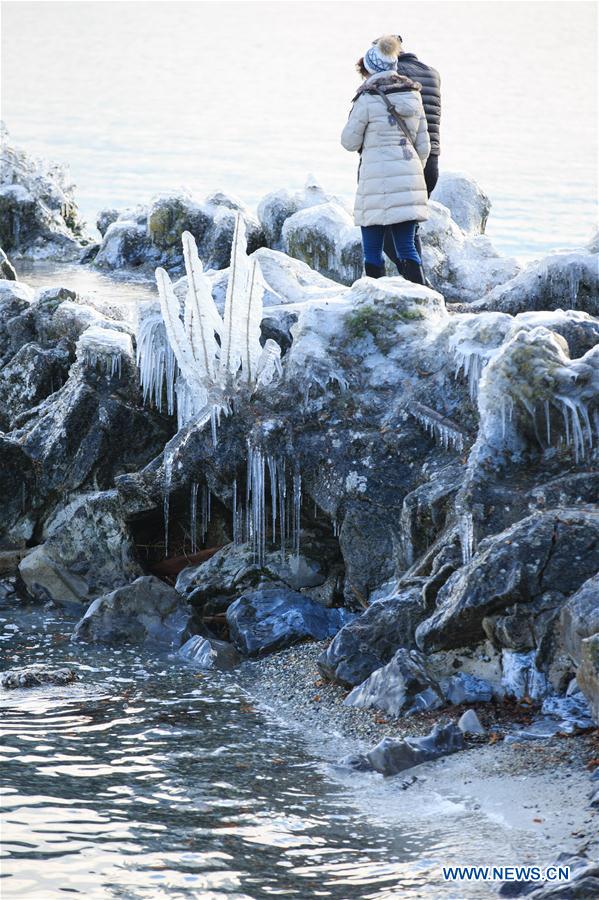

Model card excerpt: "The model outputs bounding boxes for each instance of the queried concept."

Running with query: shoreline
[240,641,599,868]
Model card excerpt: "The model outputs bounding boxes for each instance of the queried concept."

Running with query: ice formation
[137,215,282,433]
[409,401,467,453]
[241,446,301,566]
[76,326,133,378]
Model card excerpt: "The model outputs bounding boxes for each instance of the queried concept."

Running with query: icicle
[459,511,474,566]
[277,458,286,560]
[267,454,278,544]
[163,449,172,558]
[292,470,302,560]
[400,502,414,567]
[211,405,218,447]
[190,481,199,554]
[409,402,466,453]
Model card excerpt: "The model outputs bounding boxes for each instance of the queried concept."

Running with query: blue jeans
[361,222,420,267]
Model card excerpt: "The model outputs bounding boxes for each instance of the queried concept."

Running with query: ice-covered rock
[579,636,599,725]
[441,671,494,704]
[416,509,599,654]
[0,341,70,428]
[178,634,240,670]
[258,176,335,249]
[501,650,551,700]
[226,587,355,656]
[281,201,363,286]
[94,190,264,272]
[96,208,120,237]
[472,250,599,316]
[20,491,142,607]
[0,125,84,260]
[347,722,465,777]
[1,665,78,689]
[560,574,599,665]
[431,171,491,235]
[420,201,520,303]
[76,325,134,379]
[317,587,425,687]
[73,575,188,647]
[344,648,443,717]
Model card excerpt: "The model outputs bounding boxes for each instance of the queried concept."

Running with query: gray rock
[0,341,70,428]
[96,208,120,237]
[344,649,442,717]
[179,635,240,670]
[416,510,599,653]
[541,691,594,731]
[501,650,551,700]
[226,587,355,657]
[441,671,494,704]
[317,587,425,687]
[72,575,188,647]
[1,664,78,689]
[578,634,599,724]
[560,573,599,664]
[349,722,465,777]
[20,491,142,608]
[498,853,599,897]
[458,709,486,734]
[431,171,491,235]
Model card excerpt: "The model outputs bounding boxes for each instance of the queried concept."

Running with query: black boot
[364,262,386,278]
[400,259,426,285]
[414,229,433,288]
[395,259,407,278]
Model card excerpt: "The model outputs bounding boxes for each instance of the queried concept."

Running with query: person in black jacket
[379,34,441,275]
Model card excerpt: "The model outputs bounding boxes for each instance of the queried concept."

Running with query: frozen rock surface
[226,587,355,656]
[72,575,188,647]
[1,664,79,689]
[347,722,465,777]
[344,648,442,717]
[179,635,240,670]
[0,125,84,260]
[0,247,17,279]
[431,171,491,235]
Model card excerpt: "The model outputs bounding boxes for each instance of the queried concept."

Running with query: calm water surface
[2,1,597,258]
[1,604,556,900]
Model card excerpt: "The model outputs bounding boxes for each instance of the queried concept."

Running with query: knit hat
[363,35,401,74]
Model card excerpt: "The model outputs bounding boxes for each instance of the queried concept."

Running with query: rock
[0,435,36,543]
[416,510,599,654]
[0,247,17,279]
[317,587,425,687]
[72,575,187,647]
[344,648,443,717]
[472,250,599,316]
[501,650,551,700]
[578,634,599,724]
[441,671,494,704]
[96,208,120,237]
[19,490,142,608]
[226,587,355,656]
[95,191,264,273]
[258,177,334,249]
[499,854,599,898]
[179,635,240,670]
[50,300,130,348]
[541,690,595,731]
[0,341,70,428]
[349,722,465,777]
[419,201,520,302]
[458,709,486,734]
[431,171,491,235]
[0,125,83,260]
[560,574,599,664]
[0,279,35,363]
[281,201,362,285]
[1,665,78,689]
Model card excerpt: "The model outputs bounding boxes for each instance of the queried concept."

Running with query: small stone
[458,709,486,735]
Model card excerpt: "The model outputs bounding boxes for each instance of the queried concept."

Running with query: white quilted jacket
[341,71,430,227]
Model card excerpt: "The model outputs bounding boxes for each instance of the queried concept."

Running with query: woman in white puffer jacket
[341,35,430,284]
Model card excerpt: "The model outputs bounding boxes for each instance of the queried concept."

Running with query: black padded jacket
[396,52,441,156]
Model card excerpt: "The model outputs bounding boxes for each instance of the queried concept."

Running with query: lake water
[1,603,559,900]
[2,1,597,259]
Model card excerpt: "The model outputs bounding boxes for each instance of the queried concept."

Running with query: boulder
[560,574,599,664]
[440,671,494,704]
[0,342,70,428]
[472,250,599,316]
[501,650,551,700]
[19,490,142,608]
[0,125,83,260]
[96,208,120,237]
[258,177,335,249]
[578,635,599,724]
[431,171,491,235]
[344,648,443,717]
[226,587,355,656]
[317,587,425,687]
[179,635,240,670]
[1,665,78,689]
[281,201,362,285]
[457,709,486,735]
[416,510,599,653]
[347,722,465,777]
[72,575,188,647]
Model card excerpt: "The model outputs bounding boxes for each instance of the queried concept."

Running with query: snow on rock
[94,190,264,273]
[471,249,599,316]
[281,201,363,286]
[420,201,520,303]
[257,175,335,249]
[431,170,492,235]
[76,325,134,378]
[0,124,85,260]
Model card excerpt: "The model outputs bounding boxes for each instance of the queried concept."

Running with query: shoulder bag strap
[372,86,416,148]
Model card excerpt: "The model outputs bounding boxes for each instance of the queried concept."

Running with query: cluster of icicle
[409,401,466,453]
[137,215,283,436]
